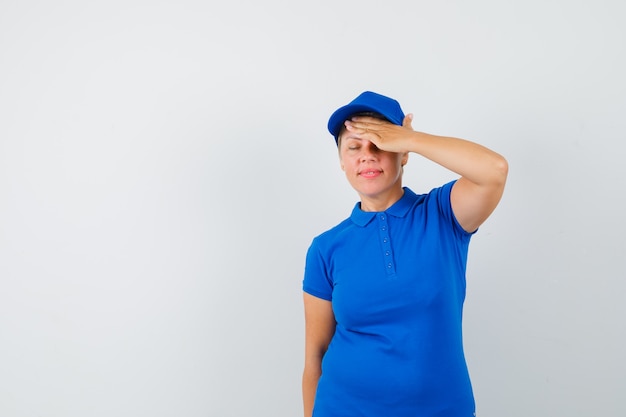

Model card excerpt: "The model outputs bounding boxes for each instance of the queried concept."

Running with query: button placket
[378,213,396,276]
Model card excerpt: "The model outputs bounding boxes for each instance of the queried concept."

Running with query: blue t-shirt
[303,182,476,417]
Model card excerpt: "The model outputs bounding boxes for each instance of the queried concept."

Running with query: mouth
[358,169,382,179]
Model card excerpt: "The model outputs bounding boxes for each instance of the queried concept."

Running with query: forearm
[404,131,508,187]
[302,365,322,417]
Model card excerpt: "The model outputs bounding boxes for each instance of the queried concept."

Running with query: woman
[302,91,508,417]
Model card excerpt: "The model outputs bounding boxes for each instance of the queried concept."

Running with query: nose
[360,141,378,162]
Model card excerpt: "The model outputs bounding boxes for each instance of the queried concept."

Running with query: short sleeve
[430,180,475,239]
[302,238,333,301]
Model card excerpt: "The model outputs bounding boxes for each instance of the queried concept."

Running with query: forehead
[336,128,358,146]
[341,134,363,142]
[337,133,369,153]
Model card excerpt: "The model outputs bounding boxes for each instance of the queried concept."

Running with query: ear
[401,152,409,166]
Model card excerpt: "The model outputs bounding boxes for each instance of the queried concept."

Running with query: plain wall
[1,1,624,416]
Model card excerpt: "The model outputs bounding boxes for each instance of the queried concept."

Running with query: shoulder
[310,217,353,250]
[424,181,455,200]
[404,181,471,237]
[413,181,457,211]
[397,184,452,214]
[425,180,474,238]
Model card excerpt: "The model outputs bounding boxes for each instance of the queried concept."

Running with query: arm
[345,115,508,232]
[302,292,335,417]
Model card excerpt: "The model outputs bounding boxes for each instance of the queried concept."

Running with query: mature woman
[302,91,508,417]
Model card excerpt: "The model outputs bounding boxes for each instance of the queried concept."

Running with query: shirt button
[383,238,388,243]
[381,226,386,231]
[385,251,390,256]
[387,263,392,269]
[380,215,385,220]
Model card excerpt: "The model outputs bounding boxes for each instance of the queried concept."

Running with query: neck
[359,187,405,212]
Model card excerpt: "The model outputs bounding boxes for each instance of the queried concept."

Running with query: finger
[345,120,371,133]
[402,113,414,130]
[347,119,386,134]
[345,120,381,141]
[350,115,385,125]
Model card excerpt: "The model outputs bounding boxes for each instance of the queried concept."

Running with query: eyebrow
[340,137,362,147]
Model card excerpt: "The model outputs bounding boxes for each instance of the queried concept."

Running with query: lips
[359,168,382,179]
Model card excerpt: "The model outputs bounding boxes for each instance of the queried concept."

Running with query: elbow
[492,154,509,187]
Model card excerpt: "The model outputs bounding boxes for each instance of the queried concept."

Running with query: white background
[1,1,625,416]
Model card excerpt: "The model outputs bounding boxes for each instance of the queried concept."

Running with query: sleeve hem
[303,286,332,301]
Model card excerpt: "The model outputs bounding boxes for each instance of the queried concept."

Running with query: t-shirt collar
[350,187,417,227]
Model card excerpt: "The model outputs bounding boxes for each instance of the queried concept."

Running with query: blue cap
[327,91,405,143]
